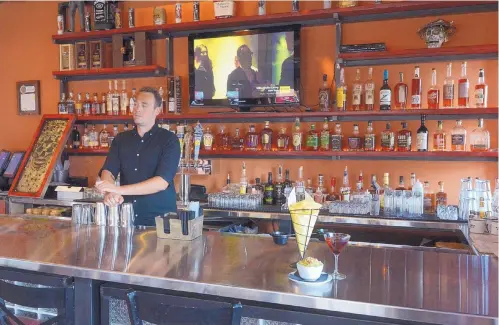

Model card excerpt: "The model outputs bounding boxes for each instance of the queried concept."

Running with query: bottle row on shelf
[325,62,489,112]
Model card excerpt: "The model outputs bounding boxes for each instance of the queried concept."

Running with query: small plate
[288,271,332,285]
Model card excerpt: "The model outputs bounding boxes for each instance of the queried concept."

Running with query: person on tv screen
[226,44,261,99]
[194,44,215,100]
[279,33,294,88]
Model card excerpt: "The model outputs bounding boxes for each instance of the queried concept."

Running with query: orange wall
[0,1,497,205]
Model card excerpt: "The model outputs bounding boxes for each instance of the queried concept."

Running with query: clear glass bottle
[394,72,408,110]
[319,118,330,151]
[380,123,395,151]
[66,91,75,114]
[306,124,319,151]
[231,128,244,151]
[82,124,90,148]
[106,81,113,115]
[433,120,447,151]
[292,117,303,151]
[129,88,137,115]
[245,125,259,151]
[276,127,289,151]
[364,121,376,151]
[260,121,273,151]
[330,123,343,151]
[314,174,325,204]
[100,94,107,115]
[318,74,331,112]
[75,93,83,115]
[254,177,264,195]
[340,166,350,201]
[474,68,488,108]
[58,93,67,114]
[451,120,467,151]
[397,122,412,152]
[216,125,230,151]
[83,92,92,116]
[352,69,363,111]
[470,118,490,152]
[336,65,347,111]
[89,124,99,148]
[364,67,375,111]
[411,66,422,109]
[348,124,362,151]
[91,93,99,115]
[427,68,440,109]
[120,80,128,115]
[203,127,214,150]
[443,62,454,108]
[379,69,391,110]
[458,61,469,108]
[99,124,110,148]
[112,80,120,115]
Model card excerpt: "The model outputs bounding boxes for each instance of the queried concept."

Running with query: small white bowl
[297,262,323,281]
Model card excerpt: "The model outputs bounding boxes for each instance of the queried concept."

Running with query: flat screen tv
[188,26,300,111]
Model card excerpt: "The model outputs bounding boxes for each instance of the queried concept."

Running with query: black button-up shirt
[102,124,180,226]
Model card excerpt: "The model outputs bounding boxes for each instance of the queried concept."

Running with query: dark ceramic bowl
[271,231,289,245]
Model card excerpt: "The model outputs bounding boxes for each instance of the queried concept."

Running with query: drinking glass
[72,204,83,224]
[403,191,413,218]
[384,189,394,216]
[323,232,351,280]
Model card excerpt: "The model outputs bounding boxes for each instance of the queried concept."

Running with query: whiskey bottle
[107,80,113,115]
[75,93,83,115]
[318,74,331,112]
[99,94,107,115]
[71,126,81,149]
[274,165,286,205]
[423,181,436,214]
[305,179,314,197]
[203,127,214,150]
[120,80,128,115]
[58,93,67,114]
[451,120,466,151]
[470,118,490,152]
[112,80,120,116]
[264,172,274,205]
[352,69,363,111]
[380,123,395,152]
[435,181,447,207]
[394,72,408,110]
[336,66,347,111]
[340,166,350,201]
[313,174,325,204]
[443,62,455,108]
[397,122,412,152]
[260,121,273,151]
[83,92,92,116]
[364,121,376,151]
[66,91,76,114]
[433,120,447,151]
[276,127,290,151]
[245,125,259,151]
[216,125,230,151]
[474,68,488,108]
[325,177,340,201]
[364,67,375,111]
[91,93,100,115]
[319,118,330,151]
[458,62,469,108]
[99,124,110,148]
[427,68,440,109]
[416,114,429,152]
[330,123,343,151]
[292,118,303,151]
[348,124,363,151]
[306,124,319,151]
[231,128,244,151]
[411,66,422,109]
[379,69,391,110]
[129,88,137,114]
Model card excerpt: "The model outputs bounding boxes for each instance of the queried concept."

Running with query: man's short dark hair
[139,87,162,108]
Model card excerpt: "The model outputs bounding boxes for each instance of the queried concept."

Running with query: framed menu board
[9,115,75,198]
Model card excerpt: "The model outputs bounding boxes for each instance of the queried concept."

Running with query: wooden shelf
[51,1,495,43]
[73,108,498,124]
[52,65,168,81]
[339,45,498,66]
[66,148,109,155]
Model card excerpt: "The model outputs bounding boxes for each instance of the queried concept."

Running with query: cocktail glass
[324,232,351,280]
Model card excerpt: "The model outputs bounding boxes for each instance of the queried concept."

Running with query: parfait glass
[324,232,351,280]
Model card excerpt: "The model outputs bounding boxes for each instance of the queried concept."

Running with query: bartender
[96,87,181,226]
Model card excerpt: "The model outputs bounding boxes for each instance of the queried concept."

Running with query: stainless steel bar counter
[0,215,495,325]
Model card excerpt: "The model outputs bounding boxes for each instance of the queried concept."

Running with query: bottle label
[427,90,439,105]
[306,135,318,149]
[277,138,286,149]
[443,84,454,100]
[320,132,330,149]
[264,185,274,204]
[451,134,465,146]
[348,137,361,150]
[203,135,213,150]
[380,89,391,106]
[336,89,345,107]
[434,135,445,149]
[397,86,406,103]
[364,135,375,150]
[475,88,485,104]
[416,133,428,150]
[397,134,411,149]
[331,135,342,151]
[352,85,362,105]
[292,134,302,148]
[411,95,421,105]
[381,133,394,149]
[318,90,330,109]
[262,133,271,144]
[459,81,469,98]
[365,89,374,105]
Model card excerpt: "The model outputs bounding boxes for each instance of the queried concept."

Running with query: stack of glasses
[459,177,494,220]
[383,187,424,218]
[208,193,263,210]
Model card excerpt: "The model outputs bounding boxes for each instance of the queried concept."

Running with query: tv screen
[188,26,300,108]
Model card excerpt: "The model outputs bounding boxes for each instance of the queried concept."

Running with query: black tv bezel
[188,25,301,109]
[3,151,25,179]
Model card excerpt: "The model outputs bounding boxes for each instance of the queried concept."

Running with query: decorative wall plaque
[59,44,75,71]
[17,80,40,116]
[9,115,75,198]
[75,41,90,70]
[89,40,103,69]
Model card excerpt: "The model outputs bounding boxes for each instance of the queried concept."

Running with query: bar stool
[125,289,242,325]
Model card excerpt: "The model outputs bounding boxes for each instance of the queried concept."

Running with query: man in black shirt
[96,87,181,226]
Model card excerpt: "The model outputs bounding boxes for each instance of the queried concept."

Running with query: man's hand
[103,192,124,207]
[96,180,121,195]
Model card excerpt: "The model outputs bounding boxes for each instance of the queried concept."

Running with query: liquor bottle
[433,120,447,151]
[305,179,314,197]
[318,74,331,112]
[416,114,429,152]
[443,62,454,108]
[306,124,319,151]
[330,123,343,151]
[348,124,362,151]
[436,181,447,207]
[451,120,467,151]
[283,169,293,194]
[221,174,231,193]
[474,68,488,108]
[231,128,244,151]
[89,124,99,148]
[99,124,110,148]
[75,93,83,115]
[295,166,305,202]
[239,162,248,194]
[108,125,119,145]
[129,88,137,114]
[100,94,107,115]
[120,80,128,115]
[216,126,230,151]
[411,66,422,109]
[340,166,350,201]
[397,122,412,152]
[107,81,113,115]
[423,181,435,214]
[292,118,303,151]
[325,177,340,201]
[470,118,490,152]
[168,79,175,114]
[379,69,391,110]
[58,93,67,114]
[319,118,330,151]
[352,69,363,111]
[274,165,286,205]
[276,127,290,151]
[245,125,259,151]
[358,171,364,190]
[112,80,120,116]
[364,121,376,151]
[408,172,416,190]
[364,67,375,111]
[158,87,166,113]
[380,123,395,152]
[412,179,424,217]
[254,178,264,195]
[83,92,92,116]
[71,126,81,149]
[336,66,347,111]
[369,175,381,215]
[458,62,469,108]
[394,72,408,109]
[313,174,325,204]
[427,68,440,109]
[91,93,99,115]
[203,127,214,150]
[82,124,90,148]
[264,172,274,205]
[260,121,273,151]
[66,91,76,114]
[381,172,390,212]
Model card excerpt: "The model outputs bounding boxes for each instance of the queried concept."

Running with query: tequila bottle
[330,123,343,151]
[433,120,447,151]
[380,123,395,151]
[203,127,214,150]
[277,128,290,151]
[318,74,331,112]
[470,118,490,152]
[239,162,248,194]
[292,118,303,151]
[260,121,273,151]
[283,169,293,198]
[306,124,319,151]
[99,124,110,148]
[158,87,166,113]
[364,67,375,110]
[348,124,362,151]
[245,125,259,151]
[364,121,375,151]
[305,179,314,197]
[423,181,436,214]
[319,118,330,151]
[450,120,466,151]
[352,69,363,111]
[443,62,455,108]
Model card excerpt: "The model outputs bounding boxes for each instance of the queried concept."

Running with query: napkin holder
[155,214,204,241]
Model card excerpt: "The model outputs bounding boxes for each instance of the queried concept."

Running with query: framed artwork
[9,114,75,198]
[17,80,41,116]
